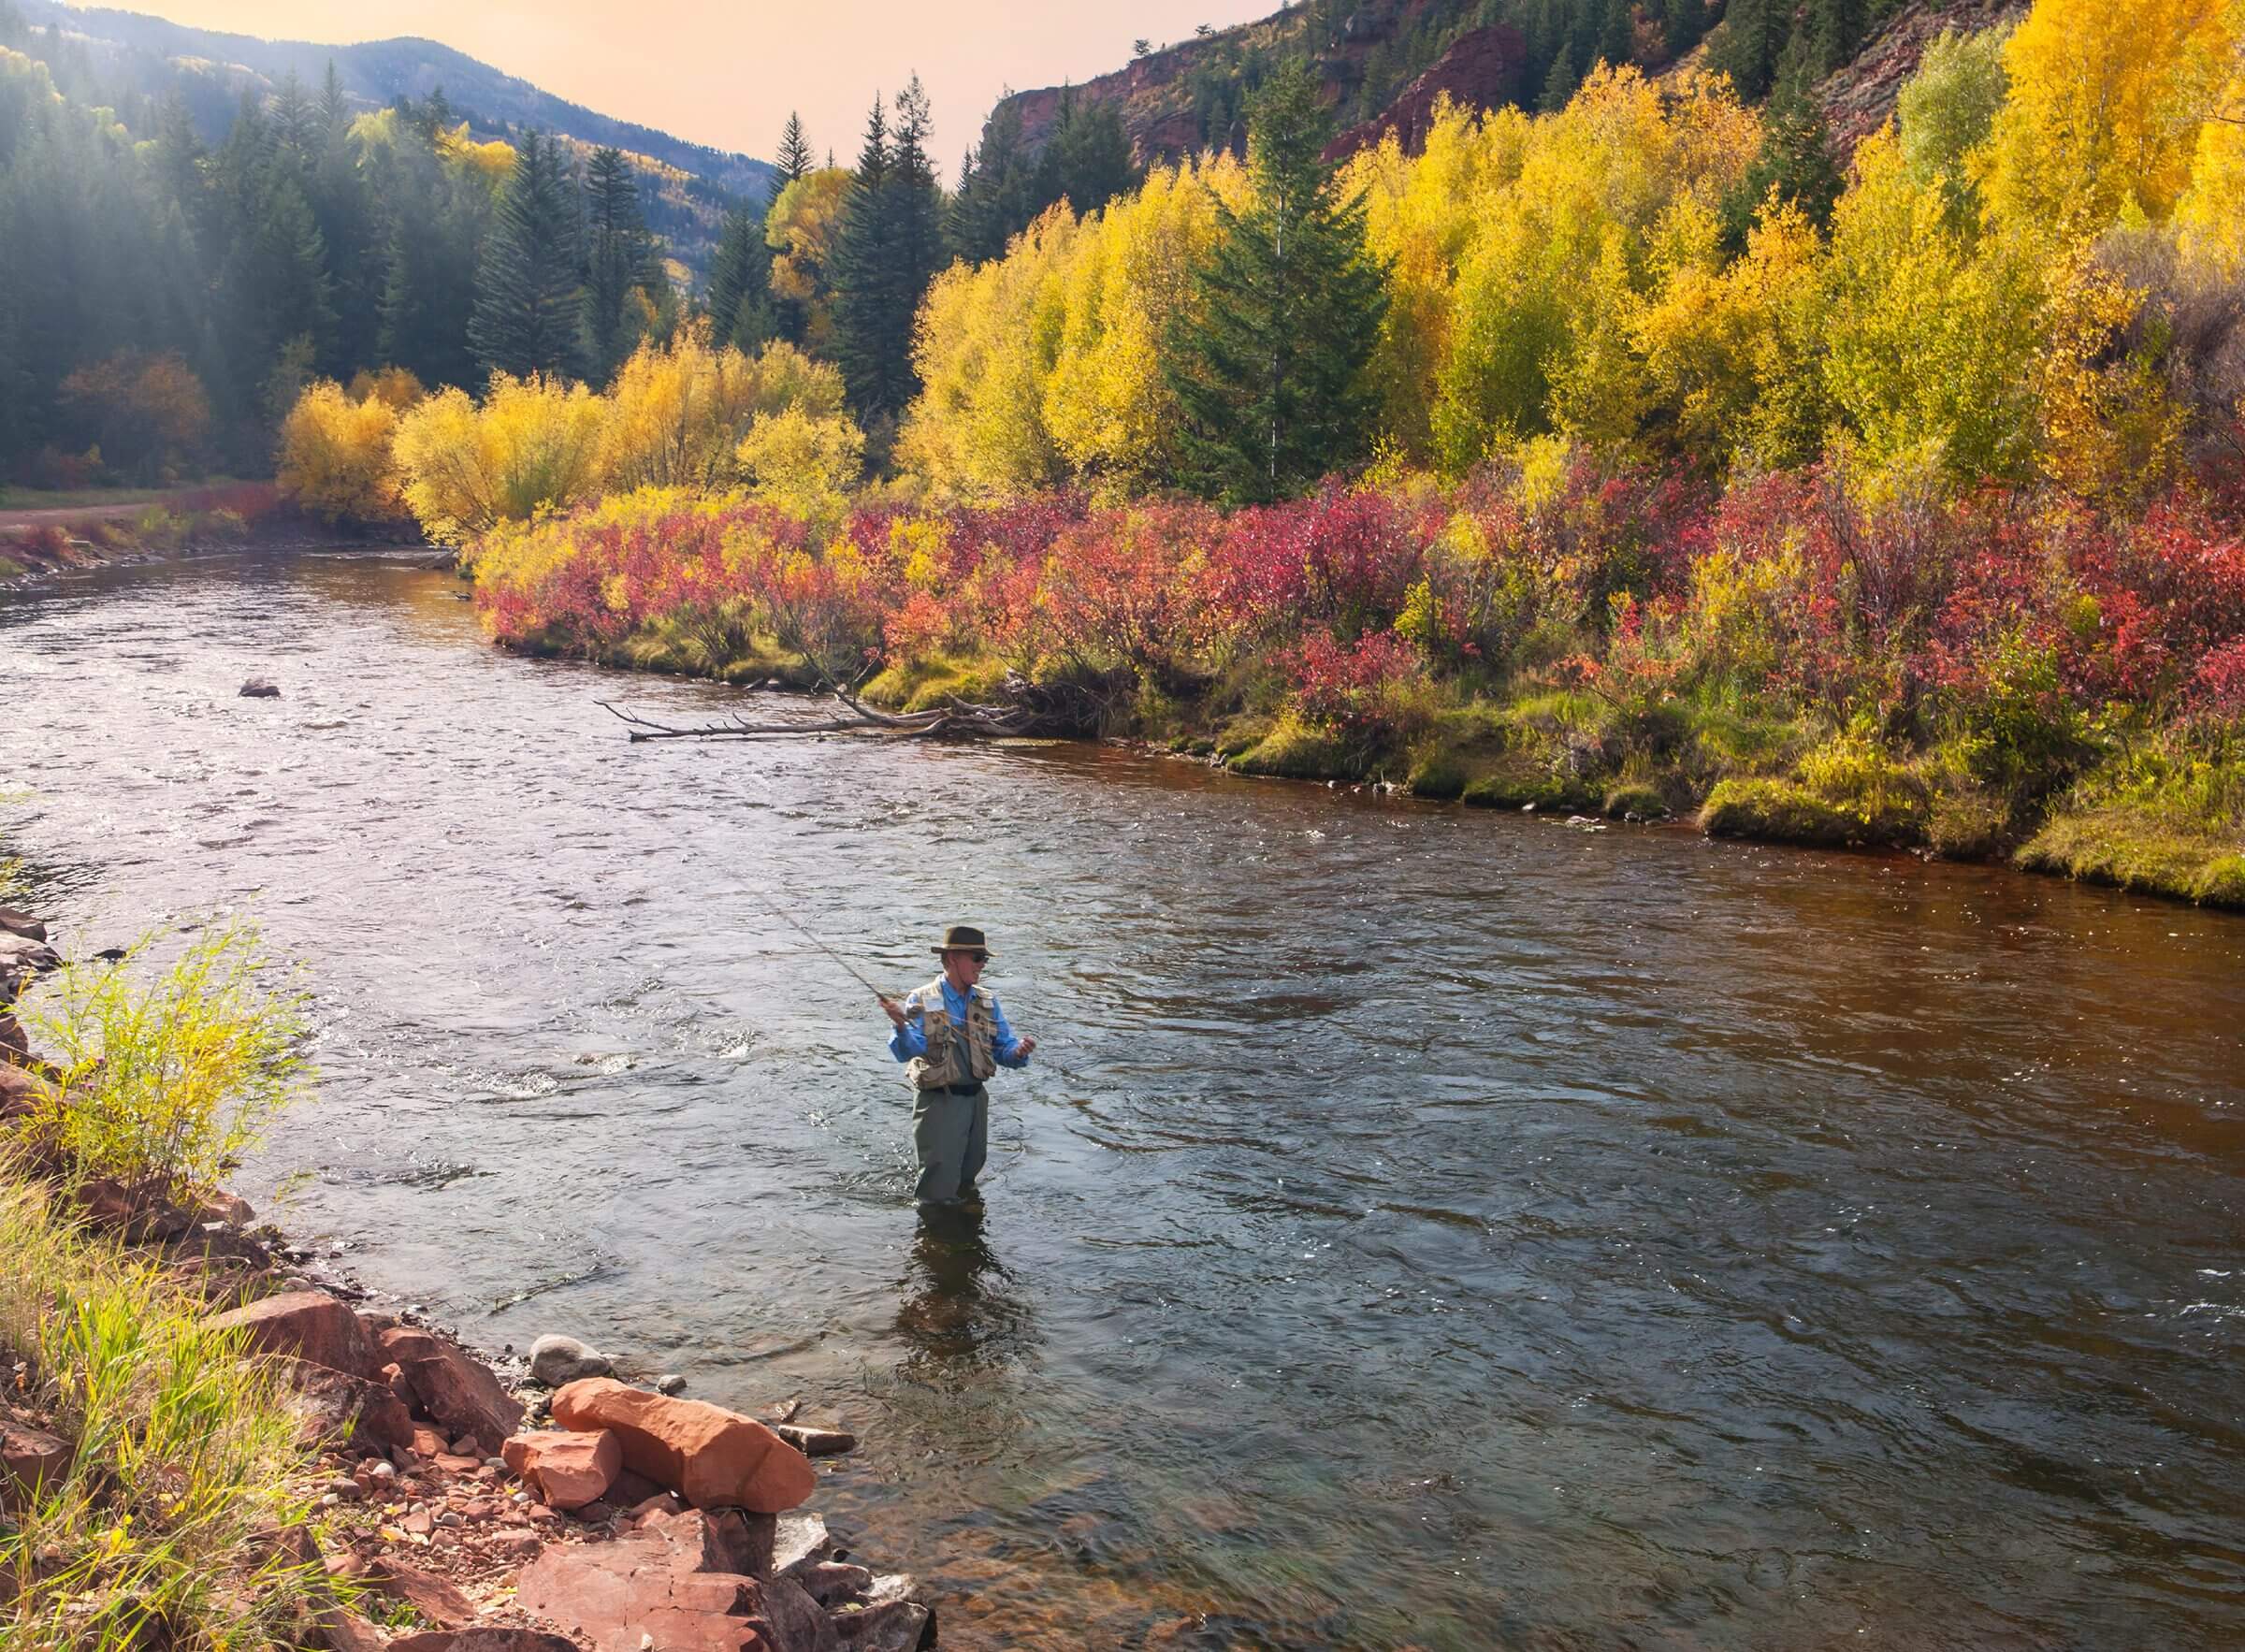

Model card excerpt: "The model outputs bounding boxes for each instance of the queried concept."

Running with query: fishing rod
[733,881,899,1007]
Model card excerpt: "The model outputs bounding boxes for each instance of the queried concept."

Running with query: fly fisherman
[880,926,1036,1208]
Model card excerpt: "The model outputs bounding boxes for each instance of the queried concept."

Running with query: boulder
[1,1421,70,1509]
[204,1289,376,1380]
[290,1362,417,1452]
[550,1378,814,1514]
[239,678,282,698]
[830,1600,934,1651]
[515,1508,833,1652]
[501,1428,622,1511]
[378,1326,524,1454]
[0,1009,26,1060]
[0,906,46,942]
[527,1333,613,1386]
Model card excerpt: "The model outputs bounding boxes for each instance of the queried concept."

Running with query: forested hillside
[14,0,775,198]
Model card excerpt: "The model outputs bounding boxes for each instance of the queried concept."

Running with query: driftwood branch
[599,671,1112,745]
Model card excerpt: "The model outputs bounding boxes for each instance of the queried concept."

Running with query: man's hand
[1015,1036,1037,1058]
[879,994,908,1030]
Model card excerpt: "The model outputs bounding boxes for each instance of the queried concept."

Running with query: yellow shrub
[393,372,606,545]
[275,380,405,525]
[598,326,850,494]
[736,406,864,524]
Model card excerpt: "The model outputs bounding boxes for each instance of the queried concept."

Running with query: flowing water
[5,550,2243,1650]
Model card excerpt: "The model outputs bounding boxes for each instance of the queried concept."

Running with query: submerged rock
[528,1332,614,1386]
[239,677,281,698]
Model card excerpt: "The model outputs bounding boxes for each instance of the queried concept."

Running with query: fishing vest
[907,976,998,1091]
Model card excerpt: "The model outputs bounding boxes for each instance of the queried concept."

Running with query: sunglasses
[963,950,990,964]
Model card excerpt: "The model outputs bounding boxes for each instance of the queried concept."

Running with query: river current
[4,550,2242,1650]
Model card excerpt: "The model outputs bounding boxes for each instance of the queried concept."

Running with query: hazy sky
[102,1,1283,176]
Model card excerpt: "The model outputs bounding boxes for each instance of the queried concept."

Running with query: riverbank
[0,893,936,1651]
[0,483,434,589]
[447,476,2245,913]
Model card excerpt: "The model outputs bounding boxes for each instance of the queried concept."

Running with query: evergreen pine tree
[1711,0,1790,101]
[1539,45,1579,112]
[584,145,657,381]
[1597,0,1634,71]
[1721,62,1845,243]
[1054,99,1138,218]
[469,130,585,379]
[1163,60,1389,504]
[706,200,775,351]
[830,94,892,415]
[775,111,814,191]
[1809,0,1869,75]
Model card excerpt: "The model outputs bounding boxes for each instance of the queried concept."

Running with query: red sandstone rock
[390,1633,581,1652]
[1,1421,70,1509]
[360,1558,476,1630]
[312,1608,388,1652]
[290,1361,417,1452]
[206,1289,377,1379]
[515,1509,831,1652]
[773,1422,857,1457]
[502,1428,622,1511]
[0,906,48,942]
[378,1326,523,1454]
[411,1425,449,1457]
[0,1061,42,1120]
[551,1379,814,1514]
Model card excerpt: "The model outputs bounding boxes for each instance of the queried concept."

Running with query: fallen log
[601,670,1111,744]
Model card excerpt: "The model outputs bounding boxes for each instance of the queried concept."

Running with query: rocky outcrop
[1815,0,2027,154]
[1325,23,1528,161]
[552,1378,816,1514]
[515,1505,929,1652]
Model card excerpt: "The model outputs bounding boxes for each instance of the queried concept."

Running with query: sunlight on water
[5,550,2244,1649]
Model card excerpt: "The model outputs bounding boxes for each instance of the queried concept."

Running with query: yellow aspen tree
[1983,0,2239,239]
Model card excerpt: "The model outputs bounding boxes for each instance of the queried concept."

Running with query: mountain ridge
[16,1,775,202]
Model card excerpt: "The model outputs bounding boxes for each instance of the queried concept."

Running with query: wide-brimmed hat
[933,925,992,957]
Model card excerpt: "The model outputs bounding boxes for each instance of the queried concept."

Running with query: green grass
[1227,712,1366,780]
[861,651,1013,712]
[0,1173,334,1649]
[0,480,249,515]
[2016,736,2245,907]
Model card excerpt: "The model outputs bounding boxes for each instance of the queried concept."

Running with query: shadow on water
[6,550,2245,1650]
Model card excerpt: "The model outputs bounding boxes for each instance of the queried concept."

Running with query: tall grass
[19,923,309,1201]
[0,1176,326,1649]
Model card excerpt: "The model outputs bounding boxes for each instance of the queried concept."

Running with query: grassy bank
[1,920,337,1647]
[0,1174,328,1648]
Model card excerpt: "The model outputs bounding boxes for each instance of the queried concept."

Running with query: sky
[94,0,1285,176]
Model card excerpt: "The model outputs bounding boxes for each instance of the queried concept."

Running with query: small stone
[368,1461,398,1484]
[526,1503,559,1523]
[400,1510,433,1536]
[239,677,282,698]
[326,1479,362,1500]
[484,1456,509,1471]
[435,1511,464,1529]
[655,1373,686,1396]
[448,1434,478,1456]
[492,1529,542,1558]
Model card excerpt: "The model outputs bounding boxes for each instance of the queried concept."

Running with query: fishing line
[732,880,897,1005]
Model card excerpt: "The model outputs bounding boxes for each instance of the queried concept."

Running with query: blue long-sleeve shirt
[889,978,1030,1069]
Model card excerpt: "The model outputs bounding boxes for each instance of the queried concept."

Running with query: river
[4,549,2242,1650]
